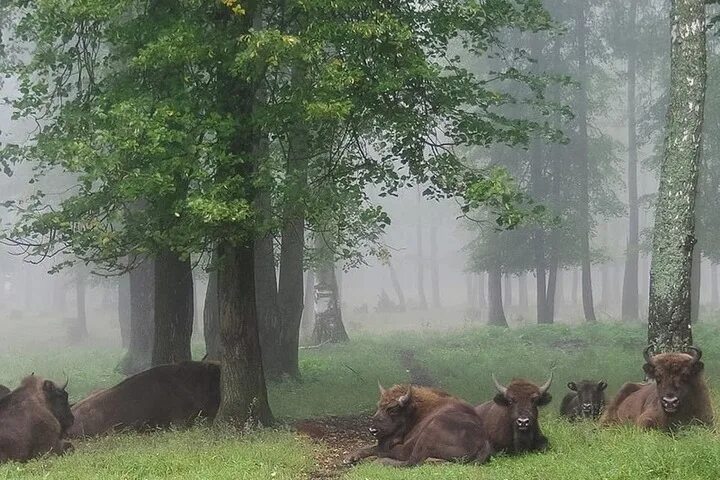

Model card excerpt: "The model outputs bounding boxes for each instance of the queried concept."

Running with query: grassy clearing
[2,321,720,478]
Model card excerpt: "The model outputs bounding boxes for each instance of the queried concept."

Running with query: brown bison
[345,383,492,467]
[0,385,9,398]
[601,346,713,429]
[559,380,607,420]
[67,361,220,438]
[475,373,552,454]
[0,376,74,463]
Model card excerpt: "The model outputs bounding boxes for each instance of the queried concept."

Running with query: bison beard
[0,376,74,463]
[560,380,607,420]
[601,346,713,429]
[67,361,220,438]
[475,373,552,454]
[346,383,492,467]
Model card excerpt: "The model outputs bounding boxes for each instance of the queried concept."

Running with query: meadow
[2,315,720,479]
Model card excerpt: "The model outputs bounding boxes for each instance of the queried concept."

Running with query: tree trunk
[416,220,428,310]
[203,264,221,361]
[118,257,155,375]
[215,240,274,426]
[429,225,441,309]
[503,274,512,308]
[300,270,315,339]
[69,269,89,343]
[647,0,706,351]
[572,269,580,305]
[622,0,640,322]
[152,249,194,365]
[712,263,718,307]
[556,270,564,306]
[488,268,508,327]
[576,0,596,323]
[690,248,701,324]
[601,264,611,309]
[518,273,528,308]
[546,260,558,323]
[118,273,131,348]
[312,235,349,344]
[388,261,406,311]
[477,273,486,308]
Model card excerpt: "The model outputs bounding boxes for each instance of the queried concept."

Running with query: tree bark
[690,248,701,324]
[429,225,441,309]
[388,261,406,311]
[622,0,640,322]
[203,263,221,361]
[647,0,706,351]
[488,268,508,327]
[152,249,194,365]
[118,273,131,348]
[312,235,349,344]
[576,0,596,323]
[118,257,155,375]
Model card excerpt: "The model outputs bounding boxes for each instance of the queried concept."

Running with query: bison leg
[343,444,378,464]
[376,457,419,467]
[636,413,659,429]
[52,439,74,455]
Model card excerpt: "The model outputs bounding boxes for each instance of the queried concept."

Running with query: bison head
[492,373,552,433]
[43,379,74,433]
[643,346,704,415]
[369,382,414,441]
[567,380,607,418]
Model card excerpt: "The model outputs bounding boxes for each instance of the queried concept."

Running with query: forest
[0,0,717,478]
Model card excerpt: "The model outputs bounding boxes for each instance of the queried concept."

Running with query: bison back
[601,382,647,425]
[474,401,513,452]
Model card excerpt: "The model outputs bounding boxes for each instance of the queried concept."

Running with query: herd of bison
[0,345,712,468]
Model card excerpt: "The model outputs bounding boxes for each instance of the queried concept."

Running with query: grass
[3,320,720,478]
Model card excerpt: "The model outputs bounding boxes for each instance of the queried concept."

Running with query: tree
[311,234,349,344]
[119,258,155,375]
[647,0,706,351]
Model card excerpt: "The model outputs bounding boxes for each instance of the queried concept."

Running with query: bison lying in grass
[560,380,607,420]
[346,383,492,467]
[0,376,73,463]
[475,373,552,454]
[601,346,713,429]
[68,361,220,438]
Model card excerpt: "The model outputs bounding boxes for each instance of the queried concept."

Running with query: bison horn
[398,385,412,407]
[491,374,508,396]
[377,380,386,395]
[687,346,702,363]
[539,371,553,395]
[643,345,654,365]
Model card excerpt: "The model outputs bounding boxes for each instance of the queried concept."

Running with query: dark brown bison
[0,376,74,463]
[475,373,552,454]
[0,385,9,398]
[601,346,713,429]
[67,361,220,438]
[559,380,607,420]
[346,383,492,467]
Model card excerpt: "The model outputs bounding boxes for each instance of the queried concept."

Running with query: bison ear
[691,361,705,375]
[493,393,510,406]
[42,380,56,394]
[642,363,656,379]
[537,392,552,407]
[598,381,608,391]
[567,382,577,391]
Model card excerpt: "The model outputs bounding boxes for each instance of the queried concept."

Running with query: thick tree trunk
[152,249,194,365]
[69,269,89,343]
[691,248,701,324]
[647,0,706,351]
[119,258,155,375]
[388,261,406,311]
[622,0,640,322]
[488,268,508,327]
[312,236,349,344]
[118,273,131,348]
[576,0,596,323]
[203,265,221,361]
[429,225,441,309]
[215,240,274,426]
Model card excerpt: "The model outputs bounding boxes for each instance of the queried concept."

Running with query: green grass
[3,321,720,478]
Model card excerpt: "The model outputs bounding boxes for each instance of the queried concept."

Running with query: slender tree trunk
[622,0,640,322]
[691,248,701,324]
[152,249,194,365]
[118,273,131,348]
[546,260,558,323]
[601,264,611,309]
[216,240,274,426]
[711,263,718,307]
[572,269,580,305]
[119,257,155,375]
[312,235,349,344]
[576,0,596,323]
[429,225,441,309]
[647,0,706,351]
[388,261,406,311]
[203,263,221,361]
[488,268,508,327]
[556,270,564,306]
[518,273,528,308]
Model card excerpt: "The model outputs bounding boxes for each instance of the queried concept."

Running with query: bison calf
[68,361,220,438]
[601,346,713,429]
[475,373,552,454]
[0,376,73,463]
[346,383,492,467]
[560,380,607,420]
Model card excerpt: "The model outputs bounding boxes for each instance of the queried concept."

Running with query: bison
[67,361,220,438]
[0,375,74,463]
[0,385,9,399]
[560,380,607,420]
[346,383,492,467]
[601,346,713,429]
[475,373,552,454]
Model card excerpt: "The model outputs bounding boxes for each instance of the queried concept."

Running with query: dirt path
[294,415,373,479]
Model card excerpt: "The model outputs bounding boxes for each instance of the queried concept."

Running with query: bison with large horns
[601,346,713,429]
[475,373,553,454]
